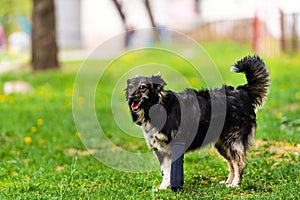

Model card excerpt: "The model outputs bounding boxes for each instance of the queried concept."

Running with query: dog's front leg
[154,150,171,189]
[170,141,185,191]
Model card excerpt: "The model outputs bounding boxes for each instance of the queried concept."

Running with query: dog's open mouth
[131,100,142,111]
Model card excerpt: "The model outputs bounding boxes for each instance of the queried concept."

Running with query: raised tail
[230,55,270,108]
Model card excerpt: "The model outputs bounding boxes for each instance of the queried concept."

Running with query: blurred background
[1,0,300,71]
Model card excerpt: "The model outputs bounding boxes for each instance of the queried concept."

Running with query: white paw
[158,182,170,190]
[219,180,234,185]
[226,182,240,187]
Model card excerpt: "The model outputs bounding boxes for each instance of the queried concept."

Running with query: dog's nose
[129,93,141,101]
[128,95,135,100]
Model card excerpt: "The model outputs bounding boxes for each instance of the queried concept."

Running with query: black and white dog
[125,56,269,191]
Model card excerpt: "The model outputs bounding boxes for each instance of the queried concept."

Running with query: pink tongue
[131,101,141,110]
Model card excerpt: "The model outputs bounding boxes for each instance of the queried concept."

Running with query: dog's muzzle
[129,95,142,111]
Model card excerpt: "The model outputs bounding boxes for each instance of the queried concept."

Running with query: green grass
[0,41,300,199]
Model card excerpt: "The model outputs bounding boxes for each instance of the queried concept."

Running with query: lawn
[0,41,300,199]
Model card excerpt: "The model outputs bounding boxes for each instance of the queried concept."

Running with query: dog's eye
[139,85,146,90]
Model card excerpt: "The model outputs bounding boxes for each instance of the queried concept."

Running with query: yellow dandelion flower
[22,175,30,180]
[276,112,283,119]
[189,77,198,86]
[37,119,43,126]
[0,94,6,103]
[65,88,73,97]
[31,126,37,133]
[24,136,32,144]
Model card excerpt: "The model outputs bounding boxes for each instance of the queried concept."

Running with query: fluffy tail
[230,55,270,108]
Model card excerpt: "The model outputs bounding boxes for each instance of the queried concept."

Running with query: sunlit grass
[0,41,299,199]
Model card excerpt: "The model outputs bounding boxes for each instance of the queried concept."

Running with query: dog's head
[125,73,167,112]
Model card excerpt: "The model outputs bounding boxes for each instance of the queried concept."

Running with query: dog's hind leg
[229,145,247,187]
[220,140,247,187]
[224,160,235,185]
[216,144,246,187]
[154,150,171,189]
[215,141,235,185]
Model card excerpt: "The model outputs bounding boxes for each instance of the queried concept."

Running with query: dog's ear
[151,73,166,91]
[125,79,132,101]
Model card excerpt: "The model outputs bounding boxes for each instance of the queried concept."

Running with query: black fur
[125,55,270,190]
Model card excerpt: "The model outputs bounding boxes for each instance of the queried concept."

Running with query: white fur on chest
[141,123,169,151]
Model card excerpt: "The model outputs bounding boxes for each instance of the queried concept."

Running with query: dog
[125,55,269,191]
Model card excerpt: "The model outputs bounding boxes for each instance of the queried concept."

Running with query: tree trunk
[112,0,126,26]
[112,0,133,48]
[31,0,59,70]
[144,0,160,42]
